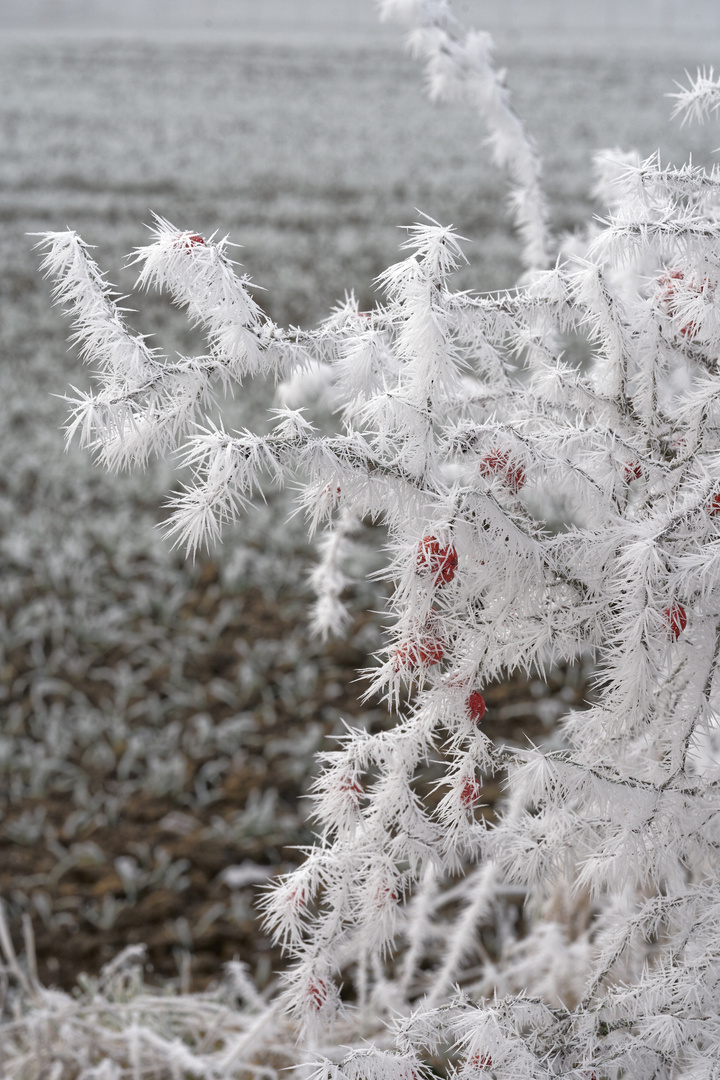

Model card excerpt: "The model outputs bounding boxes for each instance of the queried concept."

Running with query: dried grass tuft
[0,903,298,1080]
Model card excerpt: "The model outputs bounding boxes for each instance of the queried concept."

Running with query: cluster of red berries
[416,535,458,586]
[709,493,720,516]
[479,449,526,492]
[397,537,468,673]
[664,603,687,642]
[467,1053,492,1071]
[393,637,445,671]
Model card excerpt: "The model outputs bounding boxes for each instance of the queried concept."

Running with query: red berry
[392,644,408,671]
[416,536,458,586]
[657,269,707,339]
[307,978,328,1010]
[337,775,363,802]
[623,461,643,484]
[468,1053,492,1071]
[374,881,398,908]
[479,449,526,492]
[664,603,687,641]
[505,461,526,492]
[480,448,508,474]
[709,493,720,516]
[419,638,445,665]
[668,433,686,454]
[466,691,486,723]
[658,268,685,292]
[287,885,306,910]
[174,233,206,251]
[393,637,445,671]
[460,777,482,807]
[657,270,686,317]
[322,483,342,508]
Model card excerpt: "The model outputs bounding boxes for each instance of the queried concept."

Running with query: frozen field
[0,27,719,989]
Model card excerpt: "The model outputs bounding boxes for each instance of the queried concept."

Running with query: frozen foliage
[29,3,720,1078]
[0,904,299,1078]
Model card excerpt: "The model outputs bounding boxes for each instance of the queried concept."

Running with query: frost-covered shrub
[29,0,720,1076]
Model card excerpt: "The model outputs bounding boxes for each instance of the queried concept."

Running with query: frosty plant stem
[34,2,720,1078]
[378,0,552,272]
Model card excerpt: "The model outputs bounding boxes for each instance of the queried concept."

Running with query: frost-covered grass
[0,908,302,1079]
[3,37,719,321]
[0,24,717,1047]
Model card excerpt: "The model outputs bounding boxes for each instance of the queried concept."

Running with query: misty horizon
[2,0,719,48]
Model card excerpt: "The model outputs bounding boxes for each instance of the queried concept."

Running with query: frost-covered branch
[670,66,720,126]
[378,0,551,272]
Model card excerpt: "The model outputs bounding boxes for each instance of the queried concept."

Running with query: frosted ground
[0,23,719,993]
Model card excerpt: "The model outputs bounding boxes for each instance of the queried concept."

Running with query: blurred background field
[0,8,719,992]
